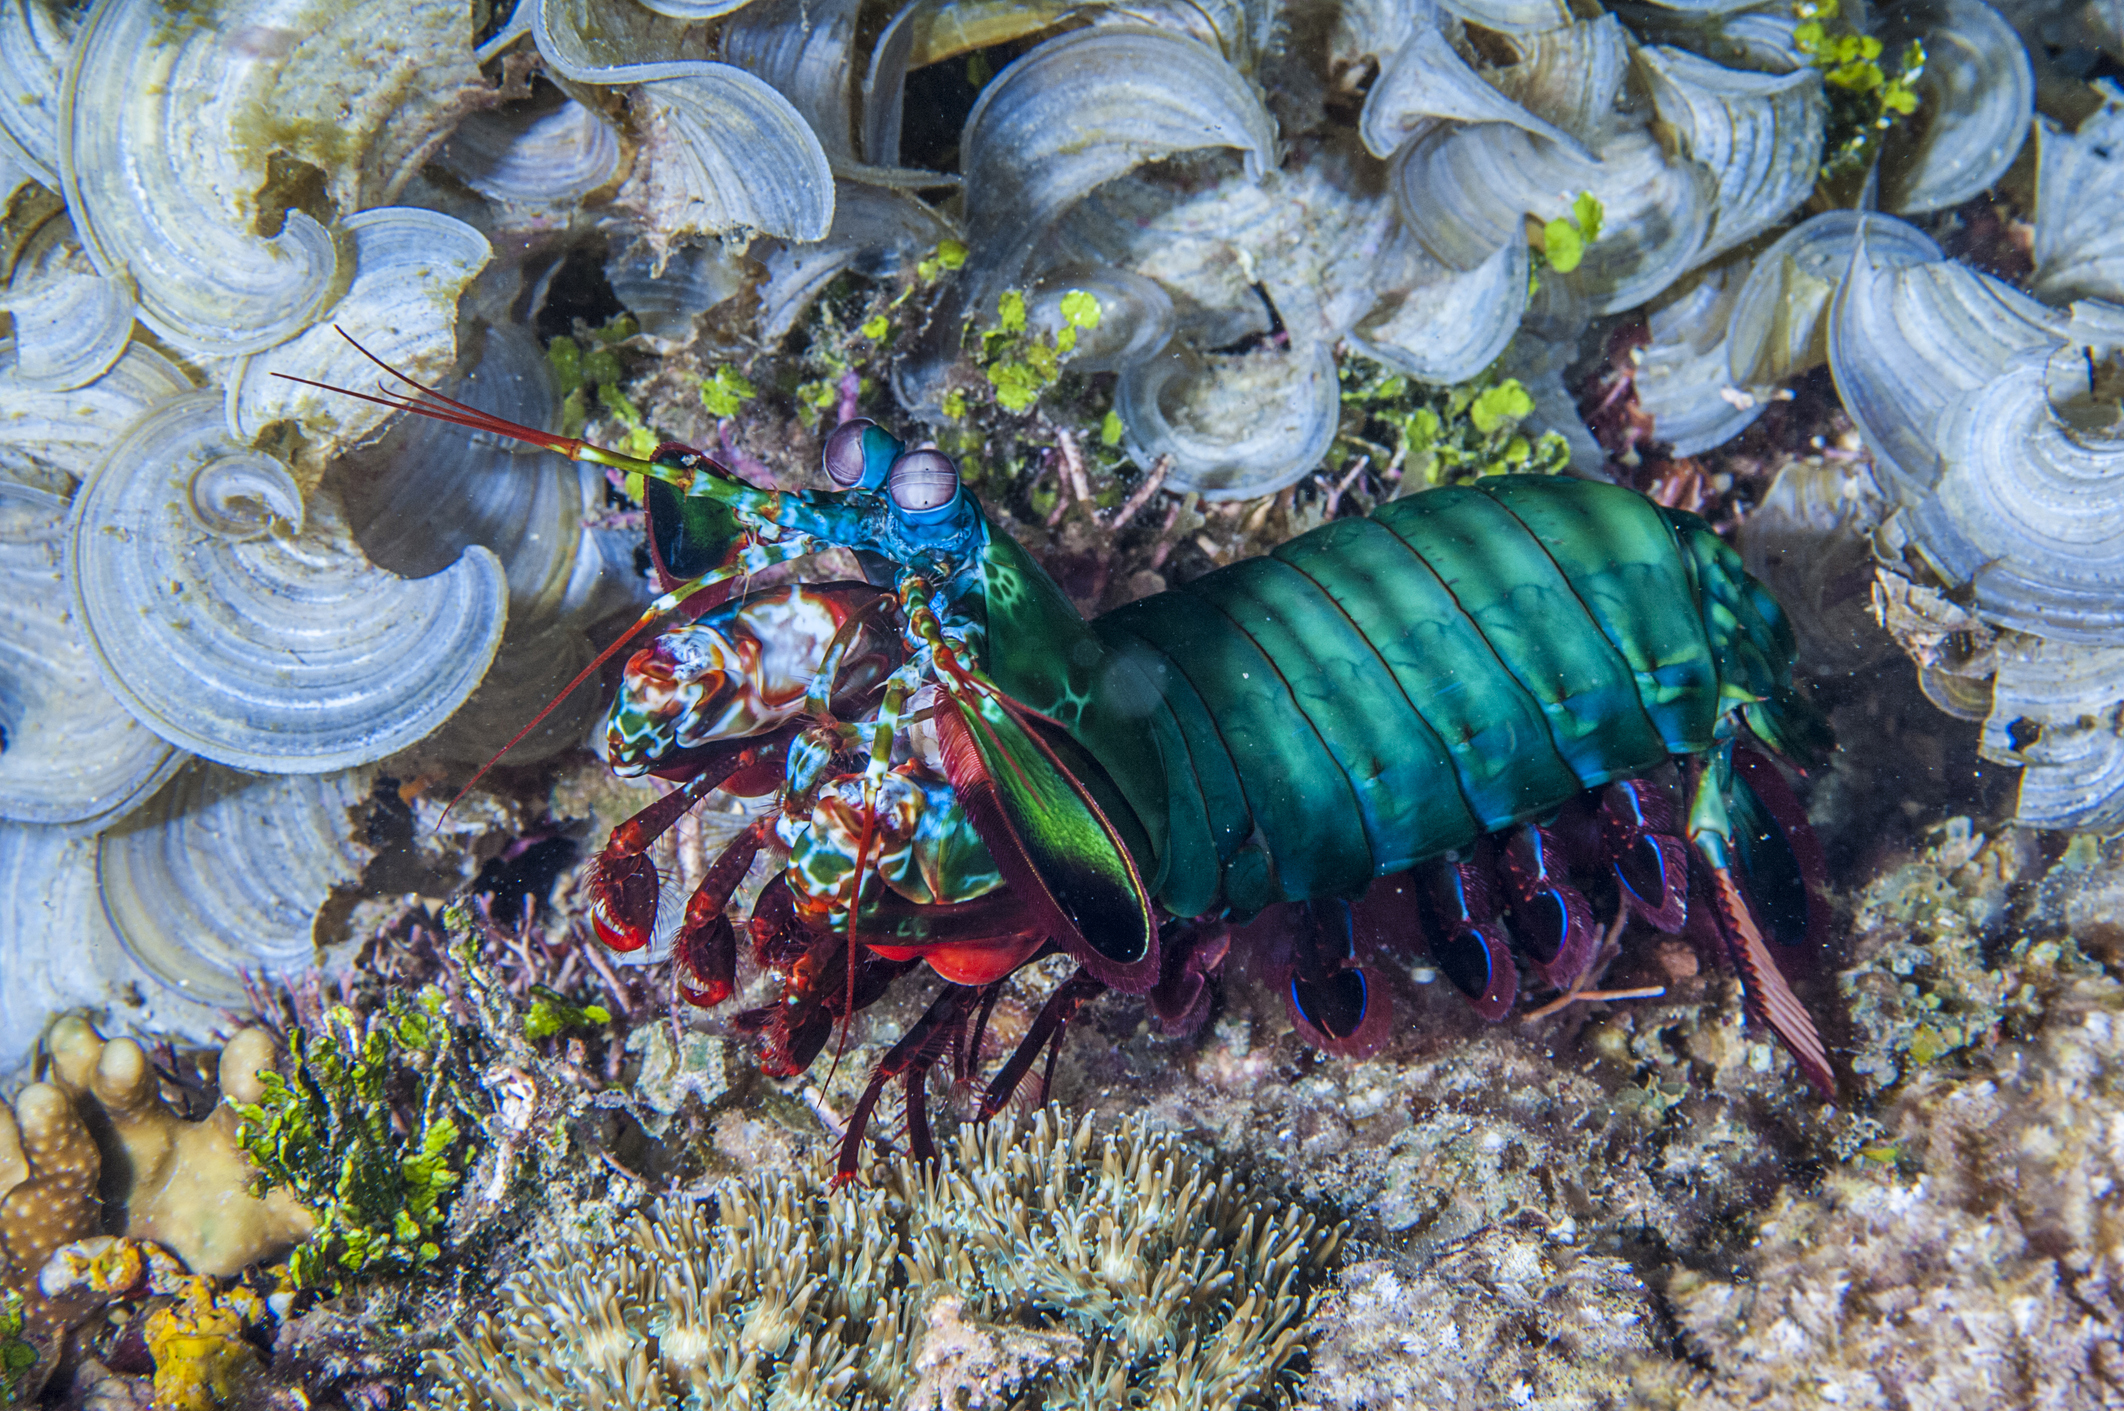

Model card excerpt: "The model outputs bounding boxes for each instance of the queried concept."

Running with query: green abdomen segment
[1091,477,1789,919]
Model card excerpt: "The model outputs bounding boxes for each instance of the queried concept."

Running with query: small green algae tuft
[1794,0,1925,182]
[1336,356,1572,489]
[231,989,480,1288]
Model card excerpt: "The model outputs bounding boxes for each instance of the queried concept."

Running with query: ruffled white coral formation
[429,1109,1341,1409]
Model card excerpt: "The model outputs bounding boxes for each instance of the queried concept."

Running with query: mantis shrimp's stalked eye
[887,449,961,521]
[822,418,902,490]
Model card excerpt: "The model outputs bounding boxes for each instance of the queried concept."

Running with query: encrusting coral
[41,1017,314,1279]
[1298,1232,1655,1409]
[140,1277,272,1411]
[1625,829,2124,1408]
[3,1023,293,1401]
[0,1082,100,1305]
[0,1068,106,1394]
[0,1019,315,1402]
[430,1109,1342,1411]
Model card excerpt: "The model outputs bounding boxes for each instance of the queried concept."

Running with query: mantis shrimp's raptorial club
[287,339,1838,1181]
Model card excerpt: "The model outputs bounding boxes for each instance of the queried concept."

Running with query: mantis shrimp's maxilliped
[290,349,1838,1179]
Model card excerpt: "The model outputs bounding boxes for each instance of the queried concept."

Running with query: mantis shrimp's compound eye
[888,449,962,521]
[823,419,878,487]
[823,419,903,490]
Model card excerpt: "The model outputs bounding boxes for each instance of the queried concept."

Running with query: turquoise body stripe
[1277,516,1580,832]
[1664,512,1793,702]
[1483,478,1722,754]
[1373,489,1670,789]
[1265,529,1486,858]
[1104,582,1375,902]
[1089,622,1233,919]
[1195,555,1465,877]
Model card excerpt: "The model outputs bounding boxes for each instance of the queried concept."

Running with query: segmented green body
[975,476,1800,921]
[302,346,1839,1124]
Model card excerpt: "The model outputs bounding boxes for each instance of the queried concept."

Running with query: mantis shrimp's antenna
[273,328,690,489]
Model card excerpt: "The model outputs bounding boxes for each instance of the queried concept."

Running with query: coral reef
[1299,1236,1654,1409]
[41,1019,315,1280]
[6,0,2124,1403]
[1135,810,2124,1409]
[3,1022,305,1402]
[1632,827,2124,1408]
[139,1278,270,1411]
[0,1082,99,1305]
[430,1110,1340,1410]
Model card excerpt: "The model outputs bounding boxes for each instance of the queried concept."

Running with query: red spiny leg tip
[835,1105,877,1185]
[591,908,649,954]
[741,1006,819,1078]
[675,911,737,1008]
[675,977,733,1007]
[588,852,662,952]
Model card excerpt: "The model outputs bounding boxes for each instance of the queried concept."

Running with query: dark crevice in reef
[898,58,983,173]
[360,777,428,897]
[534,239,627,346]
[469,832,580,921]
[896,35,1048,173]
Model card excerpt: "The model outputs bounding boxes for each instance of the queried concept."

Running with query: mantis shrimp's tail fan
[1701,748,1837,1098]
[1727,746,1830,957]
